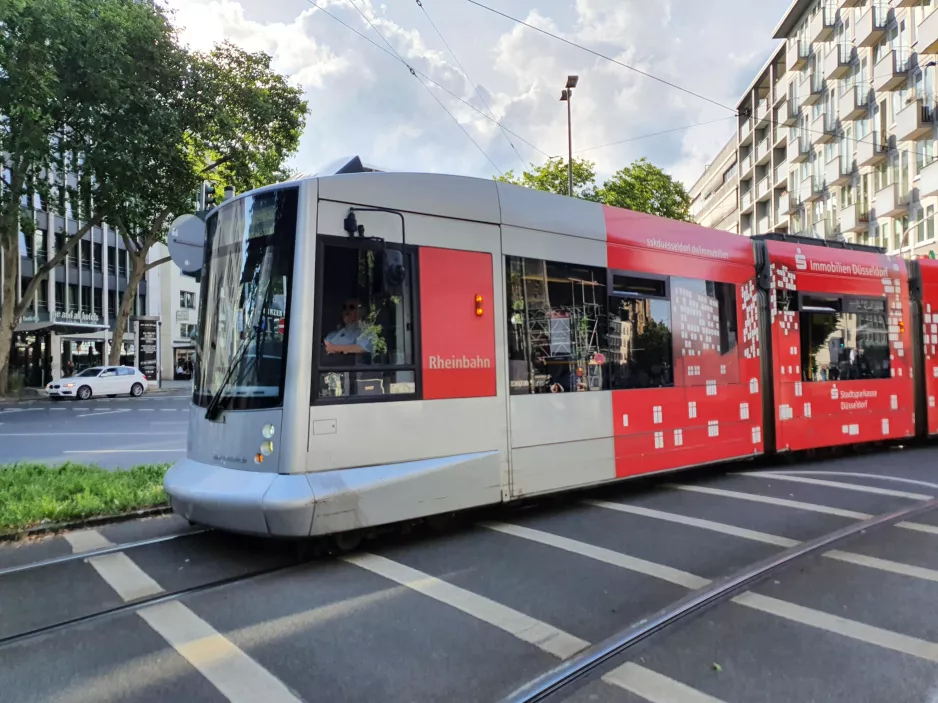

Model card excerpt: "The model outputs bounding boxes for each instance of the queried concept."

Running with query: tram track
[501,495,938,703]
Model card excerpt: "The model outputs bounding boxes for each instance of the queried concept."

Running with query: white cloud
[165,0,789,187]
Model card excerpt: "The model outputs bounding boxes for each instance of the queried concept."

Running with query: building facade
[146,242,198,382]
[1,198,148,387]
[709,0,938,258]
[690,134,740,232]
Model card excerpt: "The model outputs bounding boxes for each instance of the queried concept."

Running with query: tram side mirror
[168,214,207,275]
[380,249,406,296]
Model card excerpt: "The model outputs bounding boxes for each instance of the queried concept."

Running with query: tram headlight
[260,440,274,456]
[262,423,276,439]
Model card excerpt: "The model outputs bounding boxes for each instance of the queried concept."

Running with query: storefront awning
[15,320,110,335]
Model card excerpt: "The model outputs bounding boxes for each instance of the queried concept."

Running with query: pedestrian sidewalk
[148,379,192,393]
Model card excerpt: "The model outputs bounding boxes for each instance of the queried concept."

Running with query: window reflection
[800,295,890,381]
[608,296,674,389]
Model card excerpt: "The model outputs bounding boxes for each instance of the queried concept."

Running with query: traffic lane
[0,612,225,703]
[182,560,560,703]
[0,431,186,469]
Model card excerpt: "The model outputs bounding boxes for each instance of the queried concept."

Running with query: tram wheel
[332,530,363,553]
[426,512,458,533]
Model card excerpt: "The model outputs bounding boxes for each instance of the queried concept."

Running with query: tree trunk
[0,236,19,395]
[109,252,148,366]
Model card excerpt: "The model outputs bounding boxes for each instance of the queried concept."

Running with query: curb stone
[0,505,172,543]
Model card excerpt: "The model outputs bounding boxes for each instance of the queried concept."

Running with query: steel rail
[501,496,938,703]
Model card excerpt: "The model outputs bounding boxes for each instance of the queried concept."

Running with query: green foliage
[0,462,169,532]
[494,156,692,222]
[496,157,601,200]
[598,157,693,222]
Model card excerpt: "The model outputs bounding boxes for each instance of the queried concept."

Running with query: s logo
[795,249,807,271]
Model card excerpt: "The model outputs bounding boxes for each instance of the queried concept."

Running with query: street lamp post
[560,75,579,197]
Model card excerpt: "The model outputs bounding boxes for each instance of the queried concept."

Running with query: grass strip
[0,462,169,532]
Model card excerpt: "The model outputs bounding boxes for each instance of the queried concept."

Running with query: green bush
[0,462,169,533]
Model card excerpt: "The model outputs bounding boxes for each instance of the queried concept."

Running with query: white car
[46,366,149,401]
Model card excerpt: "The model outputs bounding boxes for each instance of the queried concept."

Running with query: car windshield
[75,367,102,377]
[192,186,298,411]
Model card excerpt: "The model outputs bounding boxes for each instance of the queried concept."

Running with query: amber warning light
[475,294,484,317]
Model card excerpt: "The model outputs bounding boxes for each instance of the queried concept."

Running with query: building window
[927,206,935,242]
[608,273,672,390]
[179,291,196,309]
[506,257,608,394]
[34,231,48,262]
[81,286,91,314]
[80,239,91,271]
[19,231,31,259]
[68,284,79,313]
[798,294,890,382]
[36,281,48,312]
[179,323,196,340]
[93,287,103,319]
[93,242,102,272]
[314,239,418,401]
[107,245,116,274]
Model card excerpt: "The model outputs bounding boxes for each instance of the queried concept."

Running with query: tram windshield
[193,186,299,412]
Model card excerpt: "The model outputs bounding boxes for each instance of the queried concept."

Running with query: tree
[495,157,600,200]
[105,41,308,366]
[0,0,176,393]
[598,157,692,222]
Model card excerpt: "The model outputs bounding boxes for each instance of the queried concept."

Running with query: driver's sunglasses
[343,303,359,311]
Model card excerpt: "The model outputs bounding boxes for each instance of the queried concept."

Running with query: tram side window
[799,294,890,382]
[315,240,417,400]
[608,274,674,389]
[671,277,739,384]
[505,256,609,394]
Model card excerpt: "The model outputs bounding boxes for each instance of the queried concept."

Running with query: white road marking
[589,501,938,583]
[732,592,938,663]
[161,409,177,412]
[602,662,727,702]
[76,409,132,419]
[671,484,870,519]
[139,409,155,412]
[65,529,300,703]
[344,552,589,658]
[737,473,932,501]
[759,470,938,492]
[63,448,186,454]
[585,500,797,547]
[672,484,938,536]
[481,521,709,589]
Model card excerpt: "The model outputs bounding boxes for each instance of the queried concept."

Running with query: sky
[163,0,792,189]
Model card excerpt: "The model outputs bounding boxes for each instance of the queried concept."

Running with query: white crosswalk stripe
[736,472,933,501]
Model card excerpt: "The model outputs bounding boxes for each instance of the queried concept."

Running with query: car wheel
[77,386,92,401]
[131,383,144,398]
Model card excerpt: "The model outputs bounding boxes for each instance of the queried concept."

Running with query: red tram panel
[763,240,914,452]
[918,259,938,435]
[603,208,764,477]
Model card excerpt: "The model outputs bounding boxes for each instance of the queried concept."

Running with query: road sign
[278,318,285,335]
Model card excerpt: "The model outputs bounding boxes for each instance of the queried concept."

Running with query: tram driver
[323,298,374,357]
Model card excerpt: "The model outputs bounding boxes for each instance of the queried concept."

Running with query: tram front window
[193,186,299,412]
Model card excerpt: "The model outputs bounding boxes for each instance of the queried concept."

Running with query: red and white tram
[163,159,937,538]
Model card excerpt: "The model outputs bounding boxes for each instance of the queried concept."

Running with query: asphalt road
[0,391,190,468]
[2,447,938,702]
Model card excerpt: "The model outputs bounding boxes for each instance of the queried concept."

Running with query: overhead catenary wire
[415,0,527,170]
[302,0,551,161]
[572,116,738,156]
[458,0,740,115]
[320,0,503,174]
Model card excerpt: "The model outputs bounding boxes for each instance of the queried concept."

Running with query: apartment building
[690,134,740,232]
[720,0,938,257]
[146,242,199,382]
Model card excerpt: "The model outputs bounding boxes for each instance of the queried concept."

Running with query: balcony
[920,157,938,197]
[788,38,810,71]
[857,3,889,48]
[756,98,771,126]
[773,123,787,147]
[840,0,862,6]
[773,80,786,106]
[778,191,791,215]
[894,0,918,6]
[896,97,935,141]
[873,48,910,93]
[757,215,771,233]
[740,151,754,175]
[809,3,837,43]
[811,112,836,144]
[920,7,938,56]
[825,43,854,80]
[741,189,754,213]
[781,95,799,126]
[756,175,773,201]
[826,156,852,187]
[875,182,909,218]
[802,176,822,202]
[775,163,789,188]
[840,83,871,121]
[788,136,810,163]
[857,135,889,166]
[812,219,832,240]
[840,203,870,233]
[802,72,825,106]
[740,117,753,145]
[755,136,772,165]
